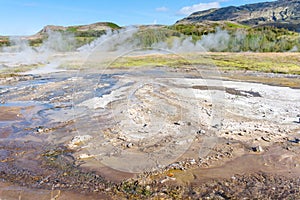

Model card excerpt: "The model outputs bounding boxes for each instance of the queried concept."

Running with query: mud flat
[0,66,300,199]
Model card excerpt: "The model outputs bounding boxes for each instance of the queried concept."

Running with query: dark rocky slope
[177,0,300,32]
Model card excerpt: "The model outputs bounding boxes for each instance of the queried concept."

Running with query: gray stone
[252,146,263,152]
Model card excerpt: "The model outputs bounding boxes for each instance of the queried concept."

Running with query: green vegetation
[52,22,120,48]
[105,22,121,29]
[0,73,20,78]
[224,22,249,29]
[110,52,300,75]
[28,38,43,47]
[1,21,299,53]
[0,22,121,49]
[201,53,300,74]
[0,37,10,47]
[111,54,190,68]
[226,26,299,52]
[0,64,40,74]
[132,27,181,47]
[168,23,300,52]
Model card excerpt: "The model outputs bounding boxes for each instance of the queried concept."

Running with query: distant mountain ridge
[176,0,300,32]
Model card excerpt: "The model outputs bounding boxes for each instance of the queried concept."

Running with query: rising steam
[1,26,298,74]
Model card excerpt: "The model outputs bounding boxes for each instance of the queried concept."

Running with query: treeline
[170,23,300,52]
[227,28,299,52]
[133,27,180,47]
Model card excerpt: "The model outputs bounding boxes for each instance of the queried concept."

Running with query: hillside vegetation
[3,21,298,53]
[0,22,121,49]
[169,22,300,52]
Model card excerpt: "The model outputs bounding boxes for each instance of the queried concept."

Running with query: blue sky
[0,0,275,36]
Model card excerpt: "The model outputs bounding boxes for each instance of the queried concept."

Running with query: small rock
[118,135,128,141]
[189,159,196,165]
[83,184,89,189]
[174,122,180,126]
[37,128,44,133]
[252,146,263,153]
[160,176,176,184]
[262,136,271,142]
[127,143,133,148]
[197,130,206,134]
[67,135,92,149]
[78,153,94,159]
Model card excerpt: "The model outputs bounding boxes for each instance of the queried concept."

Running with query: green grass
[66,27,78,32]
[224,22,249,29]
[109,52,300,75]
[1,53,299,77]
[0,64,40,74]
[105,22,121,29]
[110,54,190,68]
[195,53,300,74]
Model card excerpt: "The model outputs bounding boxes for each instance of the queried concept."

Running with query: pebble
[67,135,92,149]
[78,153,94,159]
[127,143,133,148]
[197,130,206,135]
[262,136,271,142]
[37,128,44,133]
[252,146,263,153]
[160,176,176,184]
[189,159,196,165]
[118,135,128,141]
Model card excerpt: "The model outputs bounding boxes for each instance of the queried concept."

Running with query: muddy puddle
[0,67,300,199]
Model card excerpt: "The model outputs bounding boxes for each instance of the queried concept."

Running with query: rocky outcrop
[177,0,300,32]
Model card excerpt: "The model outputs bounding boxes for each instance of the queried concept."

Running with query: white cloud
[178,2,220,15]
[155,6,169,12]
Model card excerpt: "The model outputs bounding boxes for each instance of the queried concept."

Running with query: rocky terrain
[0,64,299,199]
[177,0,300,32]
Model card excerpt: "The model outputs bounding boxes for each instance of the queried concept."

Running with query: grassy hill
[0,22,121,49]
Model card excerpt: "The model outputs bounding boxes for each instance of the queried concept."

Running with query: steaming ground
[0,29,300,199]
[0,28,246,73]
